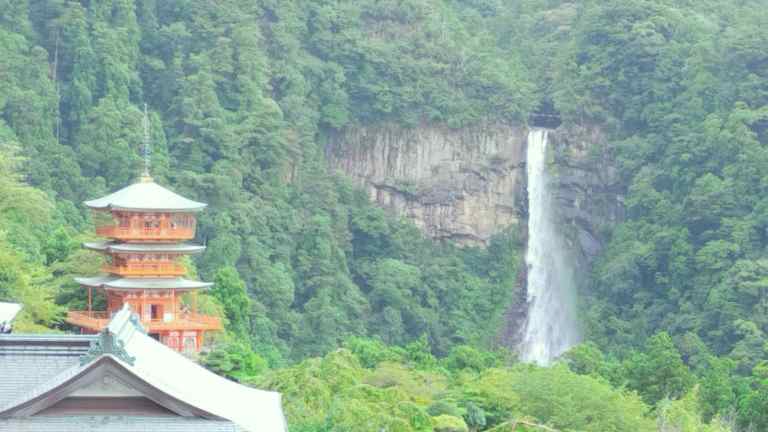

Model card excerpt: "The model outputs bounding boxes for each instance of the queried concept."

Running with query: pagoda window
[144,219,160,229]
[171,214,189,228]
[118,215,130,228]
[183,335,197,353]
[150,304,162,320]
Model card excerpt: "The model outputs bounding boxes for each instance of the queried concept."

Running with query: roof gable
[69,373,143,397]
[0,355,219,419]
[1,306,286,432]
[38,396,177,416]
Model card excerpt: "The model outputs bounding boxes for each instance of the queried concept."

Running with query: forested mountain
[1,0,768,430]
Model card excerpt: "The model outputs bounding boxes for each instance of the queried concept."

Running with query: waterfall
[520,129,580,365]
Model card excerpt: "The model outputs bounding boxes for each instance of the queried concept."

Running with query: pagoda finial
[140,103,153,182]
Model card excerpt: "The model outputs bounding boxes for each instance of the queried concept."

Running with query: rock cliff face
[547,125,624,265]
[327,122,624,350]
[326,124,528,246]
[325,122,623,258]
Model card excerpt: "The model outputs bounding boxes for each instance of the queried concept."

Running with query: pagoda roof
[84,179,206,213]
[83,241,206,254]
[0,306,286,432]
[75,275,212,290]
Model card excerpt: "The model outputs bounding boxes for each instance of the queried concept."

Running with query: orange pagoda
[67,175,222,353]
[66,172,222,353]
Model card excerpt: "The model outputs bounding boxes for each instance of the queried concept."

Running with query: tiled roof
[0,302,21,321]
[83,241,206,254]
[0,416,241,432]
[0,306,286,432]
[104,307,286,432]
[0,356,89,413]
[84,180,206,212]
[75,275,212,290]
[0,334,93,408]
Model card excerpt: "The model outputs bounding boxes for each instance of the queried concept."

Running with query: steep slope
[326,124,527,246]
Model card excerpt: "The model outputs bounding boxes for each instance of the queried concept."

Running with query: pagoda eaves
[67,176,221,353]
[84,180,206,212]
[83,240,206,254]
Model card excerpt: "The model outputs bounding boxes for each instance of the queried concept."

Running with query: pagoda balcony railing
[144,313,223,332]
[94,226,195,241]
[103,263,187,277]
[66,310,110,331]
[67,310,222,332]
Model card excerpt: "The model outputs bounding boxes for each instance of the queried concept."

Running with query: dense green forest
[1,0,768,430]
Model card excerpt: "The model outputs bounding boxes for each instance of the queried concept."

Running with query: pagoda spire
[141,103,152,182]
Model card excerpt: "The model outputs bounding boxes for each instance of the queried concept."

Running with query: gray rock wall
[548,125,624,265]
[325,122,623,260]
[326,124,528,246]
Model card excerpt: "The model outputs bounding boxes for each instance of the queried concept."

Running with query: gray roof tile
[0,416,239,431]
[0,335,93,407]
[0,307,286,432]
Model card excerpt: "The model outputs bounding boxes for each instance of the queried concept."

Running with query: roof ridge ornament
[80,327,136,366]
[129,311,146,333]
[140,103,153,183]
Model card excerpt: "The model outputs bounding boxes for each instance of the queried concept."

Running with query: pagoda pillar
[141,289,146,321]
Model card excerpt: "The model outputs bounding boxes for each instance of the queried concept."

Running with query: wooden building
[66,175,222,353]
[0,305,286,431]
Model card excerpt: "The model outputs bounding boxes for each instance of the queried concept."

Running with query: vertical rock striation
[547,124,624,266]
[326,124,528,246]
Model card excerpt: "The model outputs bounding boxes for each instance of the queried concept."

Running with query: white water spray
[520,129,580,365]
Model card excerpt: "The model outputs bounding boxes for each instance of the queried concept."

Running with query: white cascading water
[520,129,580,365]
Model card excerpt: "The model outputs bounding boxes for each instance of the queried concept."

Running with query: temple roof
[83,241,206,254]
[0,302,22,330]
[84,179,206,213]
[0,335,92,408]
[0,416,242,431]
[75,276,212,290]
[0,306,286,432]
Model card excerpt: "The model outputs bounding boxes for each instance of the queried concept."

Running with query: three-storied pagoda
[66,109,221,353]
